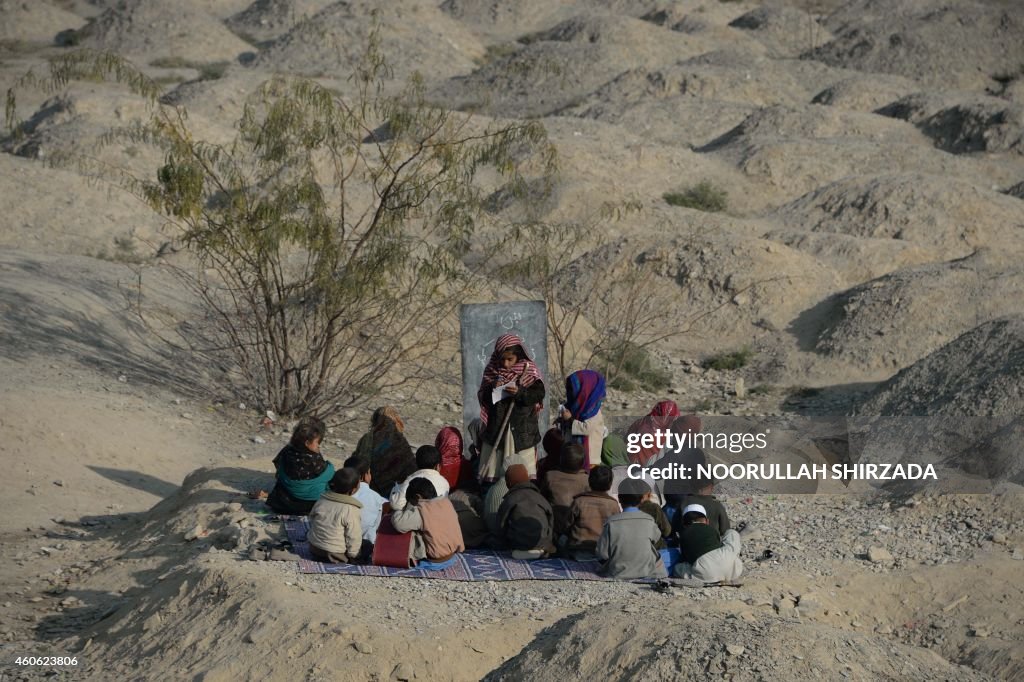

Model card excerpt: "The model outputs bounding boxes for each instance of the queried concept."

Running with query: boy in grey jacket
[597,478,667,580]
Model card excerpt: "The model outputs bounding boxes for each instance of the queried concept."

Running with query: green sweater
[275,461,335,502]
[679,523,722,565]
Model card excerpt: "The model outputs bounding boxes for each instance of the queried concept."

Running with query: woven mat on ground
[285,517,612,581]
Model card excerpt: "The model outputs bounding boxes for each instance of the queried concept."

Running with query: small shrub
[596,340,672,392]
[693,398,715,413]
[663,180,728,213]
[476,42,521,66]
[704,346,754,371]
[55,28,82,47]
[149,57,229,81]
[150,56,192,69]
[197,61,229,81]
[749,383,772,396]
[787,386,822,399]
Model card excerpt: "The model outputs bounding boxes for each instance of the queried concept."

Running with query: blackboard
[460,301,550,450]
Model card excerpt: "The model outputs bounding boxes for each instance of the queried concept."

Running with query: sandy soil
[2,0,1024,679]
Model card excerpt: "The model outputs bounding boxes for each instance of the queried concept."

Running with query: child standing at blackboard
[477,334,546,484]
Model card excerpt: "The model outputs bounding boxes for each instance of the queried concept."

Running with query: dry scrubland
[1,0,1024,679]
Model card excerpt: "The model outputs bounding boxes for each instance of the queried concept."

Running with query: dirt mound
[440,0,572,39]
[553,227,841,350]
[79,0,252,61]
[563,84,757,149]
[705,103,919,149]
[0,155,164,257]
[811,73,921,112]
[254,0,485,82]
[728,5,834,58]
[808,0,1024,92]
[0,0,85,43]
[857,315,1024,417]
[487,602,987,681]
[770,173,1024,262]
[879,92,1024,156]
[762,229,943,285]
[224,0,335,42]
[813,252,1024,373]
[433,14,717,118]
[700,104,1015,201]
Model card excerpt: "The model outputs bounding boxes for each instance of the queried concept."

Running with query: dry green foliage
[663,180,728,213]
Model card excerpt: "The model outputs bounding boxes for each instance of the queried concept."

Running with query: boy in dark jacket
[565,465,620,560]
[674,503,744,581]
[496,464,556,559]
[672,480,731,538]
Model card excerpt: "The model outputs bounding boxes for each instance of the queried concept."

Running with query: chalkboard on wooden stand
[460,301,550,455]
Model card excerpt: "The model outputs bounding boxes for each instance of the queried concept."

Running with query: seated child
[597,478,667,580]
[539,444,590,538]
[449,489,489,549]
[674,503,743,581]
[306,467,364,564]
[565,465,620,559]
[482,476,508,541]
[670,453,731,537]
[497,464,556,558]
[390,478,465,564]
[266,417,334,515]
[389,445,452,510]
[638,489,673,549]
[344,455,386,546]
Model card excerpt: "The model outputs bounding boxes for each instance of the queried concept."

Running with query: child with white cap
[674,503,747,581]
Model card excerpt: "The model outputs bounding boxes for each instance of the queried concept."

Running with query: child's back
[567,465,619,552]
[567,491,619,549]
[307,468,365,564]
[541,469,589,535]
[674,492,730,536]
[498,478,555,552]
[391,478,465,563]
[597,509,667,579]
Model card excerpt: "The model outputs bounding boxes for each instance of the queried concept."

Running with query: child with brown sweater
[565,465,620,560]
[390,478,465,564]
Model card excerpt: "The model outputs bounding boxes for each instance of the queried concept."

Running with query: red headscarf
[627,400,688,465]
[435,426,464,489]
[478,333,543,427]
